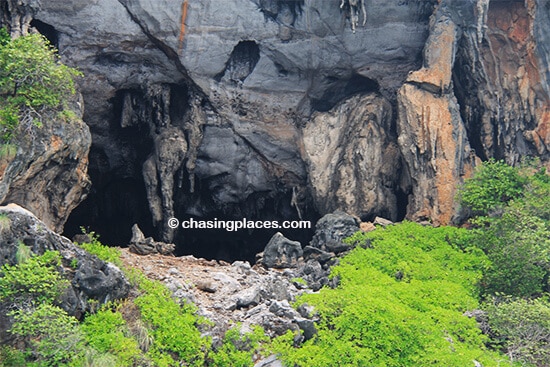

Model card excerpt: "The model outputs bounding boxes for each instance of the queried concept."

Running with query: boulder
[129,223,175,255]
[261,232,303,269]
[310,211,360,254]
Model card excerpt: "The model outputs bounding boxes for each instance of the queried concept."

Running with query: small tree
[0,29,82,142]
[484,297,550,366]
[459,159,526,216]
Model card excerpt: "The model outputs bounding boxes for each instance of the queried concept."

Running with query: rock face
[22,0,435,246]
[0,95,91,233]
[304,94,403,221]
[397,9,477,224]
[1,0,549,246]
[0,204,130,343]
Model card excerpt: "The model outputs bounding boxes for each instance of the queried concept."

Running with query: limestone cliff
[0,95,91,233]
[1,0,549,247]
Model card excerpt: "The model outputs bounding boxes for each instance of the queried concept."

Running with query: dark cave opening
[395,188,409,222]
[452,37,488,161]
[64,175,154,246]
[311,73,380,112]
[30,19,58,49]
[64,83,317,264]
[64,89,158,246]
[171,172,318,264]
[214,41,261,84]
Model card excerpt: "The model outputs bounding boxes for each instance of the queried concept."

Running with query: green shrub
[0,346,27,367]
[134,275,208,367]
[0,213,10,233]
[8,303,83,366]
[77,230,123,267]
[209,325,269,367]
[273,223,508,367]
[483,296,550,366]
[0,250,68,305]
[459,159,526,216]
[471,207,550,297]
[81,305,143,367]
[0,29,82,142]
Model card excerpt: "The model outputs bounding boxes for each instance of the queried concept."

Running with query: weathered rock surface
[0,95,91,233]
[261,232,303,269]
[2,0,550,244]
[0,204,130,343]
[19,0,436,245]
[397,8,476,225]
[129,223,175,255]
[310,211,360,254]
[304,93,403,221]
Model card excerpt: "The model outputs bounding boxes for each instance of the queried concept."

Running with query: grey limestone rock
[261,232,303,269]
[310,211,360,254]
[0,94,91,233]
[129,223,175,255]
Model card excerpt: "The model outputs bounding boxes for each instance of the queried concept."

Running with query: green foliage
[459,159,526,215]
[0,213,10,233]
[0,346,27,367]
[483,296,550,366]
[15,241,31,264]
[459,160,550,297]
[471,207,550,297]
[209,325,269,367]
[134,275,208,367]
[273,223,506,367]
[0,30,82,143]
[0,142,16,159]
[0,250,68,305]
[77,229,123,267]
[9,303,83,366]
[81,305,142,367]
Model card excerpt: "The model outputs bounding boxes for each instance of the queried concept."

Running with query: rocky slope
[0,204,129,344]
[1,0,550,254]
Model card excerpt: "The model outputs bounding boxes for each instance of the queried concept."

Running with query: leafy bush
[9,303,83,366]
[81,304,143,367]
[0,250,68,305]
[459,159,526,216]
[483,296,550,366]
[209,325,269,367]
[134,275,208,367]
[0,29,82,142]
[0,346,27,366]
[471,207,550,297]
[273,223,507,367]
[77,230,123,267]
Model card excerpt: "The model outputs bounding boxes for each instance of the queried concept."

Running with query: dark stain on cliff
[311,73,379,112]
[215,41,261,84]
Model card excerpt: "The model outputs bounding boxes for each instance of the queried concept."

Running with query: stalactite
[184,92,206,193]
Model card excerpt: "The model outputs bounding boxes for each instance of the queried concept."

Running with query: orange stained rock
[178,0,189,54]
[50,135,63,151]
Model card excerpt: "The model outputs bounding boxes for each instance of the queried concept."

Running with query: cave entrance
[311,73,380,112]
[174,214,316,264]
[31,19,58,48]
[63,80,318,264]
